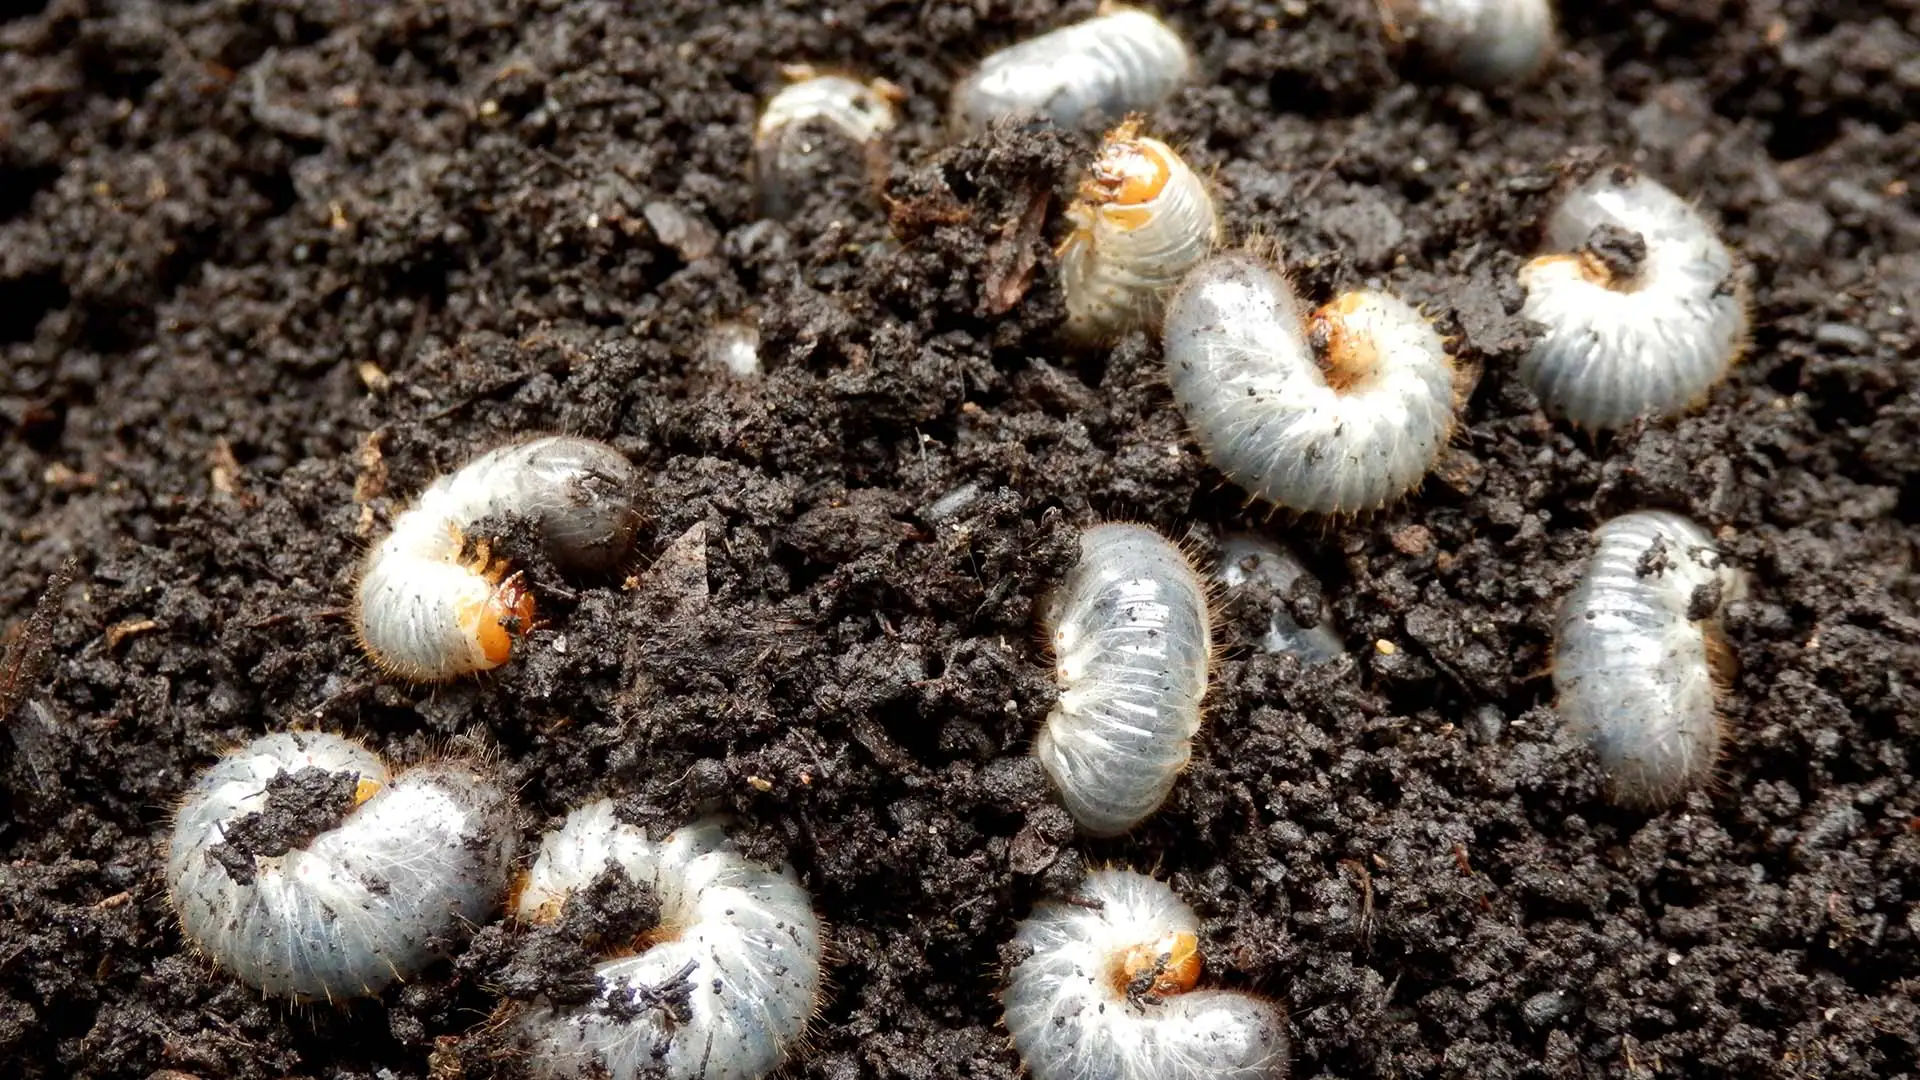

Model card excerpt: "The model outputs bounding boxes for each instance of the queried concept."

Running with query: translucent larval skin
[1215,534,1344,662]
[1518,173,1747,430]
[753,74,896,220]
[517,801,823,1080]
[1390,0,1556,87]
[1554,511,1745,807]
[354,435,641,680]
[1038,524,1210,837]
[166,731,516,1001]
[950,8,1193,133]
[1163,254,1458,515]
[1003,870,1289,1080]
[1061,132,1220,340]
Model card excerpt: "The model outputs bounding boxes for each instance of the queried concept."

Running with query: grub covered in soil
[3,1,1920,1078]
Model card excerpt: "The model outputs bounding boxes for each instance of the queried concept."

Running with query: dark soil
[3,0,1919,1077]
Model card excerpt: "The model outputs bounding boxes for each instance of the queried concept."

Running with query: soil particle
[480,865,665,1013]
[2,0,1919,1079]
[202,764,362,885]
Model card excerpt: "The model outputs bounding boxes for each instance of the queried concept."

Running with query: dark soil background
[3,0,1919,1077]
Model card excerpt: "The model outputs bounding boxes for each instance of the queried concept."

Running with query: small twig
[0,557,80,725]
[1338,857,1375,953]
[1297,147,1347,203]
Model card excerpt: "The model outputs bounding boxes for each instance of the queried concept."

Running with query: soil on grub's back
[1,0,1917,1077]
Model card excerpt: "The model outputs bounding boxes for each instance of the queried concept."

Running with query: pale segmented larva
[1162,253,1460,515]
[950,7,1193,133]
[1554,511,1745,807]
[1061,123,1220,341]
[166,731,515,1001]
[1384,0,1557,87]
[1038,523,1211,837]
[354,435,642,680]
[1518,170,1748,429]
[753,71,899,220]
[514,800,824,1080]
[1003,869,1288,1080]
[1215,534,1343,662]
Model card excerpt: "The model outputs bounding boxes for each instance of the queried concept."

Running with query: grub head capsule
[512,801,825,1080]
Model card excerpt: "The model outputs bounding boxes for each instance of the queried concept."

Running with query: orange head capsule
[459,573,536,668]
[1077,132,1177,231]
[1574,250,1618,288]
[508,870,562,927]
[1525,245,1636,293]
[1111,930,1202,999]
[1309,293,1389,392]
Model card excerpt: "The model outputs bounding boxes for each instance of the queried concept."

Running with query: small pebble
[1521,989,1576,1028]
[1812,323,1873,352]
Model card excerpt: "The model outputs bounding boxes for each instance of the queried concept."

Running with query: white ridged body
[1390,0,1556,87]
[950,8,1193,133]
[355,435,641,680]
[1038,524,1210,837]
[1003,870,1288,1080]
[1061,135,1220,340]
[1216,535,1343,662]
[1554,511,1744,807]
[753,74,897,220]
[1518,173,1747,429]
[166,731,516,1000]
[1163,254,1457,514]
[516,801,823,1080]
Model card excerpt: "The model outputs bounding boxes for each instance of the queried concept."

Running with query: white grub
[1554,510,1745,807]
[515,800,824,1080]
[354,436,642,681]
[753,71,898,220]
[1384,0,1557,87]
[1038,523,1211,837]
[1061,123,1220,341]
[166,731,515,1001]
[1518,169,1748,429]
[1003,869,1288,1080]
[1215,534,1343,662]
[1162,253,1459,515]
[950,7,1193,133]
